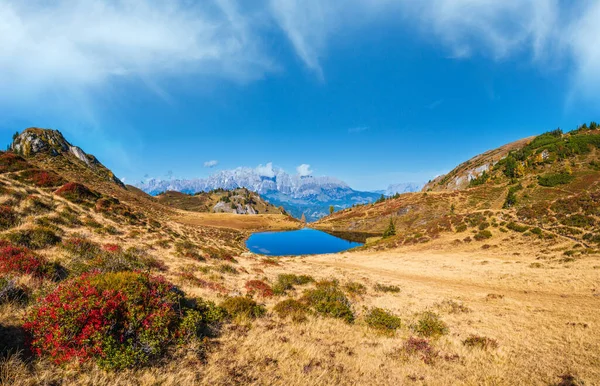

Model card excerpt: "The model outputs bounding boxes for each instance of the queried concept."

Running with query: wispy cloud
[427,100,444,110]
[268,0,600,102]
[1,0,599,112]
[204,160,219,168]
[348,126,369,134]
[296,163,313,176]
[0,0,275,118]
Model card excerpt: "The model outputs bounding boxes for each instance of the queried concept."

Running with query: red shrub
[0,152,29,173]
[24,271,182,369]
[0,241,50,278]
[32,170,65,187]
[17,169,66,187]
[245,280,274,298]
[54,182,99,203]
[102,243,122,253]
[403,337,438,364]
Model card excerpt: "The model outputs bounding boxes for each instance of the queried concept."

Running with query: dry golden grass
[176,211,302,232]
[3,236,598,385]
[1,149,599,385]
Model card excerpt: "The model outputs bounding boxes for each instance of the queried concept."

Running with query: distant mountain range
[136,164,422,221]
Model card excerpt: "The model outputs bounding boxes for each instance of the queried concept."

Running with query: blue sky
[1,1,599,190]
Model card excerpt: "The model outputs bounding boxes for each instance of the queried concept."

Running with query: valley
[0,126,599,385]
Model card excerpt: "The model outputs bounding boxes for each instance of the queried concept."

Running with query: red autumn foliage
[24,271,182,368]
[0,152,29,173]
[0,240,50,278]
[245,280,274,298]
[54,182,99,203]
[102,243,122,253]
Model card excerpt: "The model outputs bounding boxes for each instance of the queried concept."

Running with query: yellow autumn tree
[514,162,525,178]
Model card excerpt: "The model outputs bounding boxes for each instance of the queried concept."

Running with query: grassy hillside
[314,124,600,259]
[1,127,598,385]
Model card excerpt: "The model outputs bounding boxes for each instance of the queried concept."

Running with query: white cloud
[348,126,369,134]
[268,0,600,101]
[0,0,275,111]
[1,0,599,111]
[204,160,219,168]
[256,162,275,177]
[296,164,313,176]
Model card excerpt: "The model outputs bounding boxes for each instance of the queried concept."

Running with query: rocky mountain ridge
[137,165,383,221]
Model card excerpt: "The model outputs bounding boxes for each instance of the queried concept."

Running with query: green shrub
[374,283,401,293]
[503,184,522,209]
[507,222,529,233]
[462,335,498,350]
[0,205,19,230]
[61,236,101,260]
[178,300,227,343]
[344,281,367,296]
[474,230,492,241]
[273,299,309,323]
[478,222,490,230]
[220,296,266,320]
[364,307,401,333]
[538,173,575,187]
[217,263,238,275]
[455,224,467,232]
[272,273,314,295]
[4,227,61,250]
[414,312,448,337]
[469,171,490,187]
[302,280,354,323]
[382,218,396,238]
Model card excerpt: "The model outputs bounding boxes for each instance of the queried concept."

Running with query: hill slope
[314,124,600,257]
[156,188,286,215]
[2,126,599,385]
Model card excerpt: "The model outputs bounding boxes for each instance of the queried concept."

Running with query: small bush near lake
[24,271,183,369]
[273,299,309,323]
[374,283,401,293]
[474,230,492,241]
[177,300,227,344]
[344,281,367,296]
[463,335,499,350]
[414,312,448,338]
[272,273,314,295]
[220,296,266,320]
[538,173,575,187]
[302,280,354,323]
[364,307,401,333]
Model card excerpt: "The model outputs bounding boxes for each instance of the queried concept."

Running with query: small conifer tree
[383,217,396,238]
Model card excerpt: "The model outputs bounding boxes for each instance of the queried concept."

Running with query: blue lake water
[246,228,363,256]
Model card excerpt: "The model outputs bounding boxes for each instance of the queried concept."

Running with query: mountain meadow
[0,125,598,385]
